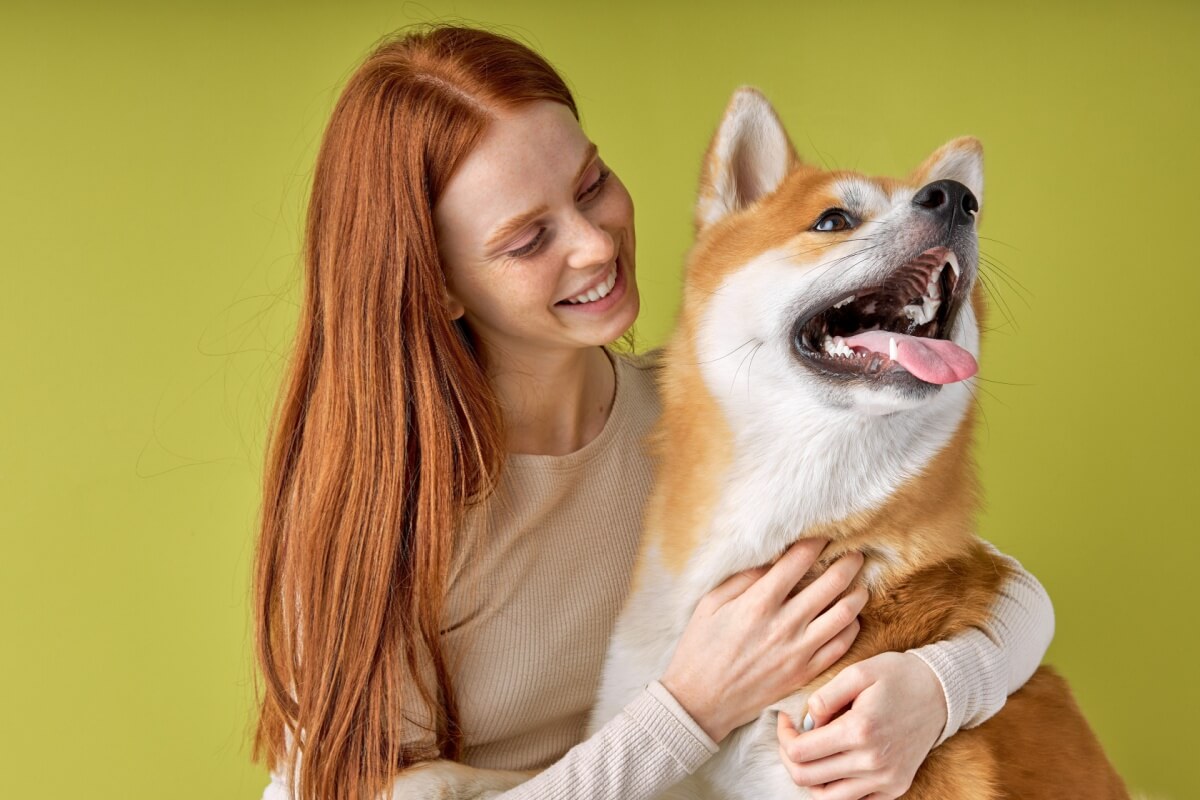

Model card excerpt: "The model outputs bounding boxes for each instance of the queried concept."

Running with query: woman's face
[434,101,639,363]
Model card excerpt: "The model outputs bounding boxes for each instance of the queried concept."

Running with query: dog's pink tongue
[843,331,978,384]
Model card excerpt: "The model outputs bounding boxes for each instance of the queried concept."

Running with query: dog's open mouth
[793,247,977,385]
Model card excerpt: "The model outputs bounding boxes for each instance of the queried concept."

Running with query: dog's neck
[648,324,980,602]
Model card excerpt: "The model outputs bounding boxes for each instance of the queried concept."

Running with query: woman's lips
[556,256,627,313]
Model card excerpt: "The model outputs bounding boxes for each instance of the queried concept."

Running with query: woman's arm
[398,681,717,799]
[907,542,1055,745]
[776,544,1054,799]
[264,540,865,800]
[261,681,715,800]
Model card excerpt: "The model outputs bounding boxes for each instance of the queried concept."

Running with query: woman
[254,25,1053,800]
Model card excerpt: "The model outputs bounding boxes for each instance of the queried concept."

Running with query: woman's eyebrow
[572,142,599,184]
[485,203,549,252]
[483,143,600,253]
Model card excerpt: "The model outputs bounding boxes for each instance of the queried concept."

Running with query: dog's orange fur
[639,107,1128,797]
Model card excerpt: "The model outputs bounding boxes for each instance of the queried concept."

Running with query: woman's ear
[444,290,465,321]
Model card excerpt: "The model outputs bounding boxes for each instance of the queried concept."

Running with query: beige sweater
[263,349,1054,799]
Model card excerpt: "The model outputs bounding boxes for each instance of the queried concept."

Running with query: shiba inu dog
[587,88,1129,799]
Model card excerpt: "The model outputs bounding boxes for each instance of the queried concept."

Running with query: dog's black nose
[912,179,978,225]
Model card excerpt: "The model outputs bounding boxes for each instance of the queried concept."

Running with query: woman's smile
[555,252,629,315]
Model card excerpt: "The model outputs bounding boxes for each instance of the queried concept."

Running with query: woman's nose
[564,212,615,270]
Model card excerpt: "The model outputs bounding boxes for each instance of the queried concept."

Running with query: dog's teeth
[822,335,856,358]
[833,295,855,309]
[903,297,940,325]
[889,337,898,361]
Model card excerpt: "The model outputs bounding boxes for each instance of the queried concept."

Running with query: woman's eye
[579,168,611,202]
[813,210,855,232]
[507,227,547,259]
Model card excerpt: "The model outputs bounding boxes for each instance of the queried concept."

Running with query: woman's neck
[486,345,616,456]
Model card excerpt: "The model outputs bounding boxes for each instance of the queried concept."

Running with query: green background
[3,1,1196,797]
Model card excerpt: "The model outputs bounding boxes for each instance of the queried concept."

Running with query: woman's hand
[660,539,867,743]
[776,651,947,800]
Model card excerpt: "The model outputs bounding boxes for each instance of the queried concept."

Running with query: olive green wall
[3,1,1195,797]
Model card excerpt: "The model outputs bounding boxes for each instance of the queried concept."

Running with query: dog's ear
[696,87,798,231]
[910,137,985,211]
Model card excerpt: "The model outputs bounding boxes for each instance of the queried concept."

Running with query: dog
[587,87,1129,799]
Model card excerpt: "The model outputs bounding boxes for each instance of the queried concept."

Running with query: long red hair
[252,25,577,800]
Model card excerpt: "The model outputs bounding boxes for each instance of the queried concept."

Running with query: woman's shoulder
[612,346,665,420]
[614,345,666,374]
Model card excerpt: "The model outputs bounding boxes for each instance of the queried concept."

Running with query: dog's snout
[912,179,978,224]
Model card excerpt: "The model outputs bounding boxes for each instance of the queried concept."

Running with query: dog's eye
[813,210,855,232]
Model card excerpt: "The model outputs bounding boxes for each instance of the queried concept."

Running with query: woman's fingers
[807,662,874,726]
[808,778,879,800]
[781,717,876,794]
[782,750,870,788]
[749,538,828,607]
[786,551,864,623]
[699,565,768,610]
[805,616,860,679]
[779,710,800,741]
[801,584,868,646]
[781,712,858,763]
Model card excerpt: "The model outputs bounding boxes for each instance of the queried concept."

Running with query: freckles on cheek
[488,282,549,323]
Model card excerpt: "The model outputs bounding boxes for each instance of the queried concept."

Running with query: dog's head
[686,88,985,419]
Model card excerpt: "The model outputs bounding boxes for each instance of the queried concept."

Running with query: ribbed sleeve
[485,681,717,799]
[906,542,1056,747]
[261,682,716,800]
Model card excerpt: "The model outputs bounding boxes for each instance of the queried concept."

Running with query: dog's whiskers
[961,380,994,439]
[744,341,765,397]
[978,253,1032,307]
[973,375,1033,387]
[694,338,758,366]
[976,271,1020,333]
[730,339,763,395]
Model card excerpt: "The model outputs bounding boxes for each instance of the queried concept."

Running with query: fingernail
[802,713,815,732]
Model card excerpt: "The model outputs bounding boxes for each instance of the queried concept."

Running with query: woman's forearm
[906,541,1056,747]
[261,681,717,800]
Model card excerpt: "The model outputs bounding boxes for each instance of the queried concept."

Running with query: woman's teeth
[564,264,618,304]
